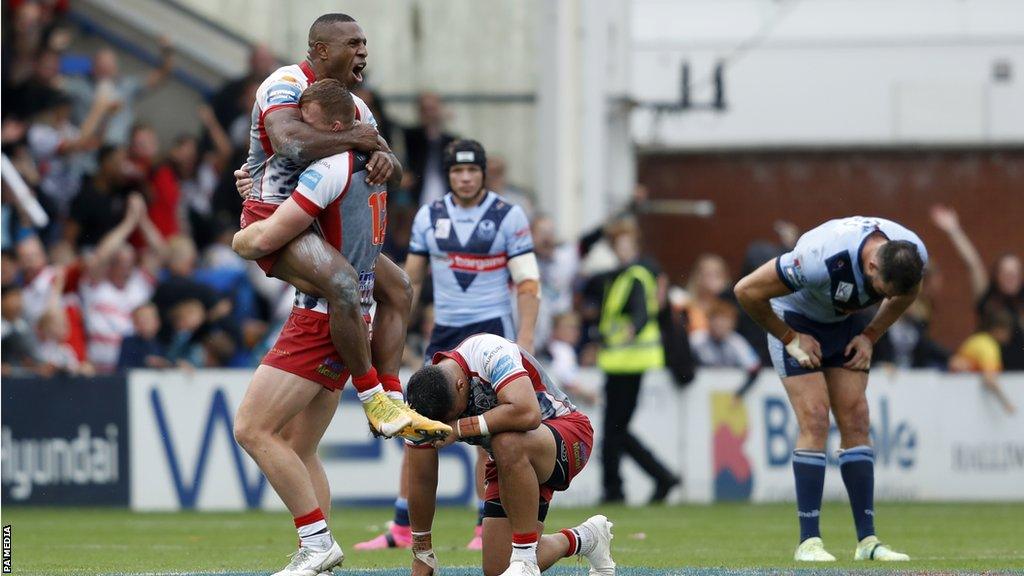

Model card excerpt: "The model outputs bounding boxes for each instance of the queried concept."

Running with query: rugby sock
[792,449,827,543]
[839,445,876,541]
[560,529,580,557]
[294,508,332,551]
[381,373,404,401]
[511,532,539,565]
[567,520,598,556]
[393,497,411,527]
[353,367,384,400]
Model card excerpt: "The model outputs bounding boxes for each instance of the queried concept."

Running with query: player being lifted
[234,79,441,576]
[404,333,614,576]
[735,216,925,562]
[356,139,541,551]
[237,12,430,436]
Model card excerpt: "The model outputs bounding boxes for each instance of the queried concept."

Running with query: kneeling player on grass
[404,334,615,576]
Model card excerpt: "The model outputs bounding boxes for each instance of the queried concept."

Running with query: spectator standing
[403,91,456,206]
[63,42,175,145]
[27,90,119,217]
[532,213,580,351]
[931,205,1024,370]
[596,217,679,504]
[486,155,534,218]
[67,145,134,248]
[77,193,166,372]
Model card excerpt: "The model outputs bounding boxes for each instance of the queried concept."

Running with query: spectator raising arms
[931,205,1024,370]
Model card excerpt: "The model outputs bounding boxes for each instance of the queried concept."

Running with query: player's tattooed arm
[263,106,379,162]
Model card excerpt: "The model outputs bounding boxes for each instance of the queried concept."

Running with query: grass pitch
[2,502,1022,575]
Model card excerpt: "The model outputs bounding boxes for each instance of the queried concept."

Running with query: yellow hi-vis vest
[598,264,664,374]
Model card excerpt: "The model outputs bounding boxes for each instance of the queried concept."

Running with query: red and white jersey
[245,62,376,206]
[21,266,59,326]
[289,151,387,317]
[434,333,577,422]
[79,269,154,371]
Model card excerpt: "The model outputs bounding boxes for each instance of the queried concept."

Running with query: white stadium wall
[630,0,1024,147]
[128,368,1024,511]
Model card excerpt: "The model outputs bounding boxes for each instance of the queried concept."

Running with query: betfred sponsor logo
[447,252,507,273]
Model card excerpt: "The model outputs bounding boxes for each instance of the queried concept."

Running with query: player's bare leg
[488,428,553,575]
[281,386,341,519]
[825,368,908,561]
[482,517,613,576]
[235,366,345,575]
[781,372,836,561]
[484,427,614,576]
[271,231,411,437]
[235,365,325,515]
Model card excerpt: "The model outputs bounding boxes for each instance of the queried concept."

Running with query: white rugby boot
[498,560,542,576]
[854,535,910,561]
[794,537,837,561]
[272,540,344,576]
[578,515,616,576]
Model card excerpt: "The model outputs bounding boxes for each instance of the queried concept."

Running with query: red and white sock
[560,528,580,556]
[563,522,597,556]
[294,508,332,552]
[511,532,539,565]
[380,373,404,401]
[352,367,384,401]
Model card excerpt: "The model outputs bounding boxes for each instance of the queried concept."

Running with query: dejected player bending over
[735,216,926,562]
[404,333,614,576]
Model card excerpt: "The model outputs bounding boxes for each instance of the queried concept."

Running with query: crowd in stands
[2,2,1021,418]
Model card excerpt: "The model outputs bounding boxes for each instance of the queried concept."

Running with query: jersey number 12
[368,191,388,245]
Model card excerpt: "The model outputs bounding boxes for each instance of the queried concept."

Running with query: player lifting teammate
[735,216,924,562]
[230,15,449,576]
[236,12,432,437]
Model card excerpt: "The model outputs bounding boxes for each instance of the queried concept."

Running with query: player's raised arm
[264,105,379,163]
[407,446,440,576]
[734,258,822,369]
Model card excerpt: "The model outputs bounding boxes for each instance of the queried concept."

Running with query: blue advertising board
[1,376,129,506]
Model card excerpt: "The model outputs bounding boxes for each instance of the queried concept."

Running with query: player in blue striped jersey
[735,216,925,562]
